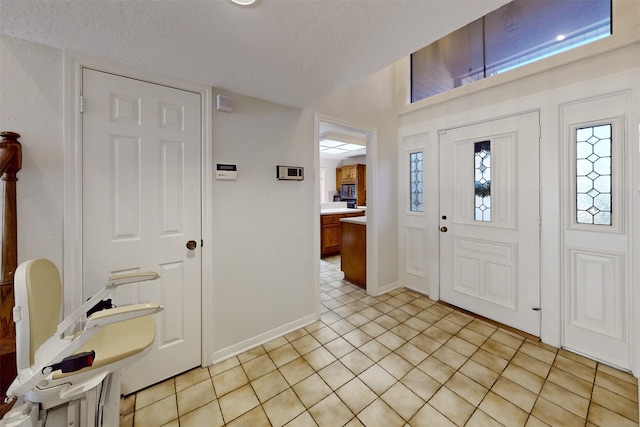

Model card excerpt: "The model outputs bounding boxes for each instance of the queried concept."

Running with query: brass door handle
[440,227,448,233]
[186,240,197,250]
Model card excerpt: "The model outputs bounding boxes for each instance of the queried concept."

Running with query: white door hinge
[79,95,84,113]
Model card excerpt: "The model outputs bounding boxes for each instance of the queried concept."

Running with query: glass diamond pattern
[474,141,491,222]
[410,152,424,212]
[576,124,611,225]
[587,171,600,180]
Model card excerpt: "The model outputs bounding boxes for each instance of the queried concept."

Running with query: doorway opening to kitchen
[318,118,372,294]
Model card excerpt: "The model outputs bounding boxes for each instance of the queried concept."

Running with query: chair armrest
[56,288,113,336]
[84,303,163,330]
[106,272,159,288]
[56,272,160,336]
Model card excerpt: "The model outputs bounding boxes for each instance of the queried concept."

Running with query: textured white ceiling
[0,0,508,109]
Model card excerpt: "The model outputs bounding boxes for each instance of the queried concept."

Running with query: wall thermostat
[216,163,237,180]
[277,165,304,181]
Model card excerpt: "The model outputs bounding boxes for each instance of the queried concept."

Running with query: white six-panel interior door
[81,69,203,394]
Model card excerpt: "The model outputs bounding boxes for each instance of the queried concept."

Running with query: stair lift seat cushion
[53,315,156,379]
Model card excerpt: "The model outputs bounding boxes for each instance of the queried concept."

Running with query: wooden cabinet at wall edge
[320,211,365,257]
[336,164,366,206]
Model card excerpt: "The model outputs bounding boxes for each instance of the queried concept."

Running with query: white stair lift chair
[1,258,163,427]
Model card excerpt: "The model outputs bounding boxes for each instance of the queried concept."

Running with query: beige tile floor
[120,256,639,426]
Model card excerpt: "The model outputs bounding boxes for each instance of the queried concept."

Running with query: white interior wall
[341,155,366,166]
[209,92,317,360]
[319,157,341,202]
[0,36,64,269]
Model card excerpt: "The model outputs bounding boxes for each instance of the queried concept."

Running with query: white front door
[82,69,202,393]
[560,92,632,370]
[439,112,541,336]
[400,133,430,294]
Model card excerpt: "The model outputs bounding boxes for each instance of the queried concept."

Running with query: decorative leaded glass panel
[474,141,491,222]
[410,152,423,212]
[576,124,612,225]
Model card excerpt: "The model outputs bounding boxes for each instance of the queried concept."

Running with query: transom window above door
[411,0,611,102]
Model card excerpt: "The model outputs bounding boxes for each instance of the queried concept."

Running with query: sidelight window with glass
[410,152,424,212]
[576,124,612,226]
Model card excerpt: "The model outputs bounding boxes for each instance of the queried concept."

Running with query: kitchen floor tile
[380,382,425,421]
[262,389,305,427]
[123,256,639,427]
[479,391,528,427]
[336,378,377,415]
[176,378,215,416]
[212,365,249,397]
[308,393,354,427]
[356,399,405,427]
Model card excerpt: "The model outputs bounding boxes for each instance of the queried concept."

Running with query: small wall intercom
[216,164,237,180]
[277,165,304,181]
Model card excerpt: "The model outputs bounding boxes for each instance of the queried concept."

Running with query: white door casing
[400,133,430,295]
[82,69,202,393]
[560,92,632,370]
[439,112,541,336]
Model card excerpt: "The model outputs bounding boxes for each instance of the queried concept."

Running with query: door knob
[186,240,197,250]
[440,227,448,233]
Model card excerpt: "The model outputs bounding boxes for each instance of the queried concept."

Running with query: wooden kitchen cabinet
[321,211,365,257]
[341,164,358,183]
[341,220,366,289]
[336,164,366,206]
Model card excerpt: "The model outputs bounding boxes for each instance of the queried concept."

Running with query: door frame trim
[314,114,379,296]
[63,51,213,366]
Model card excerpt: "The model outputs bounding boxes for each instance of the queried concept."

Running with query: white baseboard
[208,313,319,365]
[376,281,401,296]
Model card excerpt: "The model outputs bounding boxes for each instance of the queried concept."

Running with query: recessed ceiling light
[556,34,567,41]
[230,0,256,5]
[322,148,349,154]
[320,140,344,148]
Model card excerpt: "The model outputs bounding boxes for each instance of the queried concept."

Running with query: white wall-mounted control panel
[277,165,304,181]
[216,163,237,180]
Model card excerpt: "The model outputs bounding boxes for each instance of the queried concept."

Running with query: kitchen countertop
[340,216,367,225]
[320,208,366,215]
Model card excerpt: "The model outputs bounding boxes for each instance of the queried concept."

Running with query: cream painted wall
[210,91,317,358]
[0,36,64,269]
[312,65,400,290]
[319,157,341,202]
